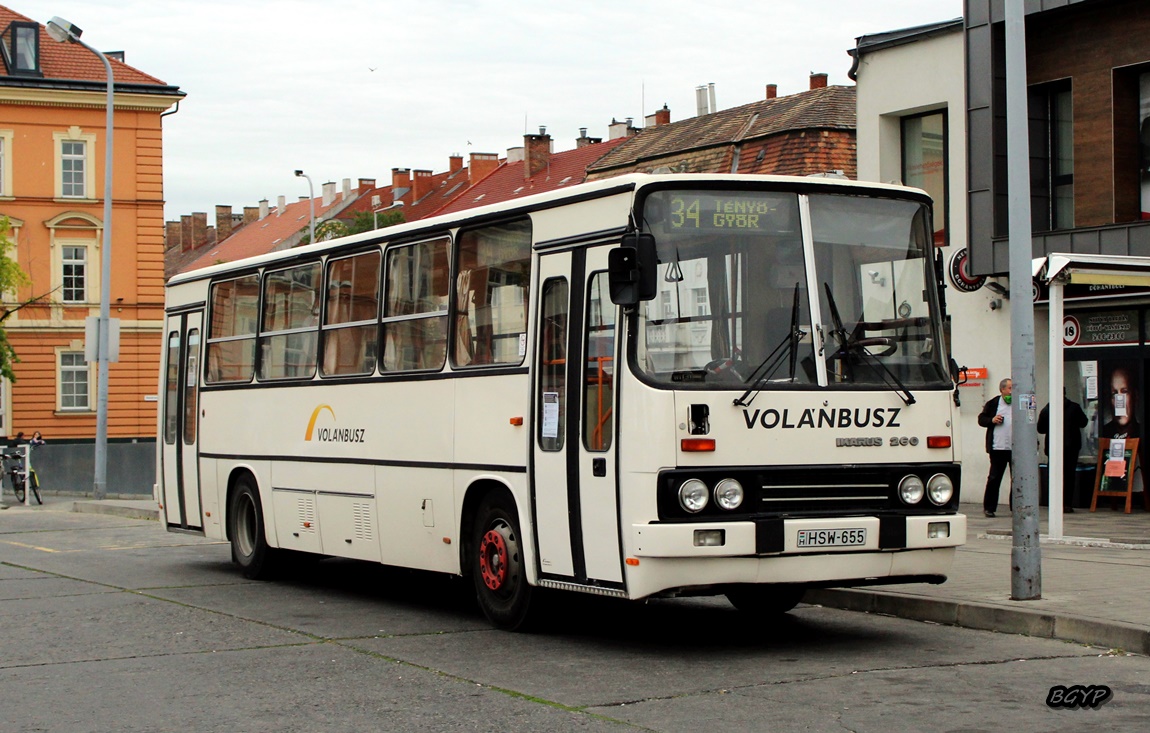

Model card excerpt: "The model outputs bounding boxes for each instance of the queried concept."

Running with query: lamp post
[294,170,315,243]
[373,200,404,229]
[47,16,114,501]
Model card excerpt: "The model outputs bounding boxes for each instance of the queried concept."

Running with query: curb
[805,588,1150,656]
[70,501,159,522]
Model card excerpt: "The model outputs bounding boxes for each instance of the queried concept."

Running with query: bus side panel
[201,457,223,540]
[453,373,530,476]
[377,466,457,573]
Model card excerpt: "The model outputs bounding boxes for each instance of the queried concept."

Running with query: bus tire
[471,492,534,630]
[725,584,806,615]
[229,475,281,580]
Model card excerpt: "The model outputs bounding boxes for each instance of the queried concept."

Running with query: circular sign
[1063,315,1081,347]
[948,248,986,293]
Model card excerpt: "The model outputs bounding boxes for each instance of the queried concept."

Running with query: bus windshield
[635,188,949,390]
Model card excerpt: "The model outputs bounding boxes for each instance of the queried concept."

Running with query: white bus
[159,173,966,629]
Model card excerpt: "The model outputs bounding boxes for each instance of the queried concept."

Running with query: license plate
[796,528,867,548]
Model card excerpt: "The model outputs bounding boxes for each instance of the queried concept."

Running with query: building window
[59,352,90,411]
[0,136,5,196]
[62,141,86,198]
[901,110,948,247]
[0,22,42,76]
[62,245,87,302]
[1030,81,1074,232]
[1140,72,1150,220]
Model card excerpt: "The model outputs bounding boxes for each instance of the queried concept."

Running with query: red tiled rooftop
[0,6,173,88]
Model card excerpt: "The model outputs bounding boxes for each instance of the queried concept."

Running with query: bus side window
[453,219,531,367]
[382,238,449,372]
[205,274,259,384]
[323,250,381,376]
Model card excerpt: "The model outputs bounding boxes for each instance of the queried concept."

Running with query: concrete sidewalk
[5,495,1148,653]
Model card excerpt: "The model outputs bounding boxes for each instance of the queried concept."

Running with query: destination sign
[667,194,776,230]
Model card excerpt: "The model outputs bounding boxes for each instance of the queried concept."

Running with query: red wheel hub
[479,528,509,591]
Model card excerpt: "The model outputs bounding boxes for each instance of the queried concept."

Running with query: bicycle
[3,449,41,505]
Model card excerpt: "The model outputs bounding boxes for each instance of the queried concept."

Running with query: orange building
[0,6,183,492]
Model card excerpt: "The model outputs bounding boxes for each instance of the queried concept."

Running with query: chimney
[575,127,603,148]
[259,199,269,220]
[392,168,411,189]
[341,178,351,200]
[215,205,233,241]
[180,215,193,252]
[277,195,286,215]
[358,177,376,194]
[469,152,499,185]
[766,84,777,99]
[449,154,463,173]
[412,169,433,201]
[810,72,828,90]
[165,221,182,252]
[191,212,208,248]
[608,118,629,140]
[506,146,525,163]
[243,206,259,224]
[655,104,671,125]
[322,181,336,207]
[524,130,551,178]
[695,83,716,116]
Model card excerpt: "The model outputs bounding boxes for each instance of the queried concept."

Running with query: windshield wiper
[733,284,806,407]
[822,282,916,406]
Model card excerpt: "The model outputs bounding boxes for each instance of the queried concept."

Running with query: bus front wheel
[229,476,281,580]
[725,584,807,615]
[471,492,534,630]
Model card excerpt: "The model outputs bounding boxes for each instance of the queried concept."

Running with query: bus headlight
[898,475,925,505]
[714,478,744,510]
[927,473,954,506]
[678,479,709,513]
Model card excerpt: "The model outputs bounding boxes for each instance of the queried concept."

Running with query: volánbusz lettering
[742,407,901,429]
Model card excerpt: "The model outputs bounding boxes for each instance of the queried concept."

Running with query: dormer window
[1,21,43,77]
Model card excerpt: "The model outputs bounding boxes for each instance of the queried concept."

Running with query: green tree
[296,209,406,246]
[0,216,34,382]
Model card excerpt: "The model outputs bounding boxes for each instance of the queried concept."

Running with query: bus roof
[167,173,929,287]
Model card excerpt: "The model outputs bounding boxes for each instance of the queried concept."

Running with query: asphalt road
[2,509,1148,732]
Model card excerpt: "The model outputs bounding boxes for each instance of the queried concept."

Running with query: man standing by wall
[978,378,1013,517]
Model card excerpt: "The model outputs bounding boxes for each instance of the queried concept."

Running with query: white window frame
[0,129,13,198]
[53,127,97,201]
[61,244,87,303]
[56,346,94,413]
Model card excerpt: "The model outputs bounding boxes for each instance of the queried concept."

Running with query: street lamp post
[47,16,114,501]
[373,200,404,229]
[294,170,315,243]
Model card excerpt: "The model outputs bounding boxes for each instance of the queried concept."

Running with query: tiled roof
[587,86,855,174]
[178,192,361,274]
[434,137,627,216]
[0,6,175,89]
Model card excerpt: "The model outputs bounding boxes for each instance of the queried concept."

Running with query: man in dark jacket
[977,378,1012,517]
[1038,395,1089,512]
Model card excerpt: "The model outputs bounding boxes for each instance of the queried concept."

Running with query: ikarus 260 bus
[158,173,966,629]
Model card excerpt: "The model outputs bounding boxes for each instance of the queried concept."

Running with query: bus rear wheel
[471,492,534,630]
[229,476,281,580]
[725,584,807,615]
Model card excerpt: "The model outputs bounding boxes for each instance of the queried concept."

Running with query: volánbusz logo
[304,404,366,443]
[742,407,901,430]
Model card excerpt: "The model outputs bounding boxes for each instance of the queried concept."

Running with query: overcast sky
[20,0,963,221]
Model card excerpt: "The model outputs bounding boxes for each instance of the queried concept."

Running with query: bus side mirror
[608,233,658,306]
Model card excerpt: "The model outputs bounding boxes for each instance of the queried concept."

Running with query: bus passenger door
[161,311,203,531]
[532,247,622,587]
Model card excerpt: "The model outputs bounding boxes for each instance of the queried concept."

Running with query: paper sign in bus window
[542,392,560,439]
[1115,393,1128,417]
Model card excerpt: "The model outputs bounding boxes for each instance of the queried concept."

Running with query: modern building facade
[965,0,1150,507]
[0,6,183,492]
